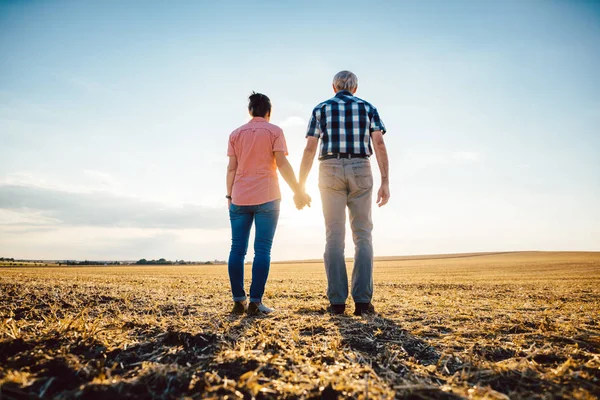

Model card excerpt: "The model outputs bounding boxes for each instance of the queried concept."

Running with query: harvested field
[1,251,599,399]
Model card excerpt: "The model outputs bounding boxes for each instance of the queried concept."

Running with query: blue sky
[1,0,599,260]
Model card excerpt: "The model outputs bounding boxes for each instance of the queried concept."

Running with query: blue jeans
[228,199,280,303]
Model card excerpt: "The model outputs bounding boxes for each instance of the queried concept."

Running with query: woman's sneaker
[247,302,274,315]
[231,301,248,314]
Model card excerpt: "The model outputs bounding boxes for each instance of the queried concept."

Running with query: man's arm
[299,136,319,190]
[226,156,237,206]
[371,130,390,207]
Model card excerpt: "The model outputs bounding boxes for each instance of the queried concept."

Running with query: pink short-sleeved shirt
[227,117,288,206]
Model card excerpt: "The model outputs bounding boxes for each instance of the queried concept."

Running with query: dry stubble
[0,251,599,399]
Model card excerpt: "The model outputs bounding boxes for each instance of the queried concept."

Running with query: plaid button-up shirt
[306,90,386,158]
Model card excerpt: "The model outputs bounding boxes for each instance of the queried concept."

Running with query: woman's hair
[248,92,272,118]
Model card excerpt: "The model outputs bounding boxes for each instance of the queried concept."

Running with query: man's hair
[248,92,272,118]
[333,70,358,92]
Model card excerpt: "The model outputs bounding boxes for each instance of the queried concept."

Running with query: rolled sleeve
[273,129,288,155]
[369,107,386,134]
[305,108,322,138]
[227,135,236,156]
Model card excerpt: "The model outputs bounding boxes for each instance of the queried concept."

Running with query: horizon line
[2,250,600,265]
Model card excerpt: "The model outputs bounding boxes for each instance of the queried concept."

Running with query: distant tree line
[134,258,226,265]
[2,257,226,266]
[136,258,174,265]
[59,260,121,266]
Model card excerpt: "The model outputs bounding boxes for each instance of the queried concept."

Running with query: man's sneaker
[354,302,375,316]
[247,302,274,315]
[231,301,247,315]
[327,303,346,315]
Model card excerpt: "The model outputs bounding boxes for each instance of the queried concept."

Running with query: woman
[226,92,309,314]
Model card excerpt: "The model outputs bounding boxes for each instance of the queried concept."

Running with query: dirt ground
[1,251,599,399]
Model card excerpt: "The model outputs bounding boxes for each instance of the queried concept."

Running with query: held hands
[294,191,312,210]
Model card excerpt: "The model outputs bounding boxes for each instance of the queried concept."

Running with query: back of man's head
[333,70,358,92]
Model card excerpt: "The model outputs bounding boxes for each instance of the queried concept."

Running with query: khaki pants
[319,157,373,305]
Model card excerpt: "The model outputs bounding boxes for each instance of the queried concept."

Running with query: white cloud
[278,99,308,114]
[279,116,306,128]
[0,209,60,226]
[1,171,123,195]
[0,172,52,189]
[83,169,121,191]
[0,184,227,230]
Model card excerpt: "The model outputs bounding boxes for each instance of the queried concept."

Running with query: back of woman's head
[248,92,271,118]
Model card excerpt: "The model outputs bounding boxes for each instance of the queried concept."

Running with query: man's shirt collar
[335,90,353,98]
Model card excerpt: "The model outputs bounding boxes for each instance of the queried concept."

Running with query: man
[296,70,390,316]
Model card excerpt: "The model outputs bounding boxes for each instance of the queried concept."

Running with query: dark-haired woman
[226,93,309,314]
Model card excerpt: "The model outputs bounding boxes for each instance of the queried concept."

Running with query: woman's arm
[226,156,237,206]
[274,152,301,194]
[274,151,311,208]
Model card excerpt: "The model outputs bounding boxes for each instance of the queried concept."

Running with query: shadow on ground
[0,318,237,399]
[330,314,464,399]
[330,311,599,399]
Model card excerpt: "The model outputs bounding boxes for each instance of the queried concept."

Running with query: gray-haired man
[296,70,390,316]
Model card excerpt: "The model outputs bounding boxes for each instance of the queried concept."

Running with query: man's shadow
[330,312,579,398]
[330,313,464,399]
